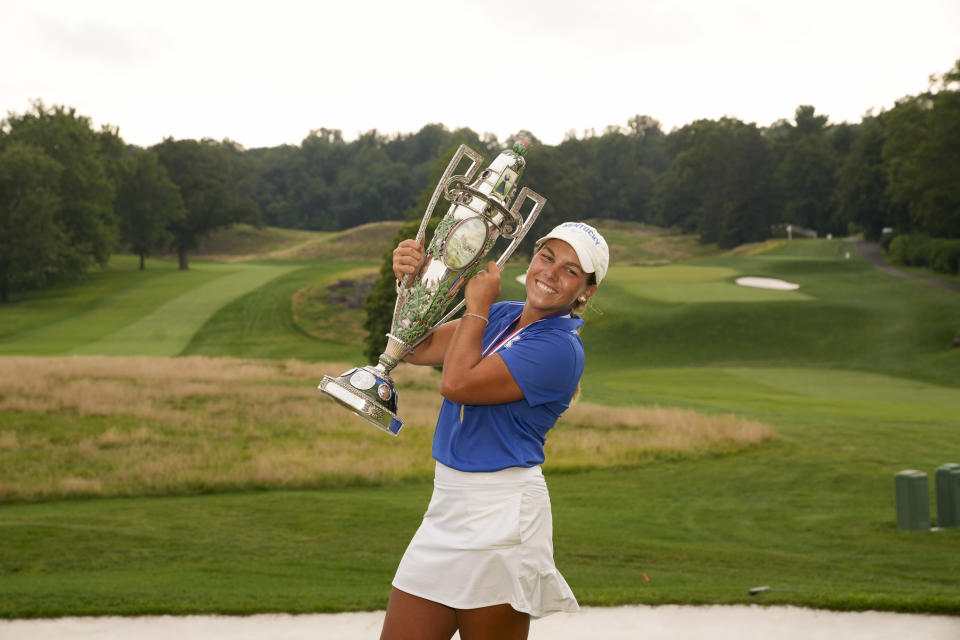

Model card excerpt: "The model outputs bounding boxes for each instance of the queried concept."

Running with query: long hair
[570,272,598,317]
[529,242,600,405]
[569,271,597,404]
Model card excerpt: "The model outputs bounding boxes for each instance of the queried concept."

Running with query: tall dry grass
[547,403,776,469]
[0,356,775,500]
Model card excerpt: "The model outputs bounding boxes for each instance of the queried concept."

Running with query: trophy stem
[381,334,412,372]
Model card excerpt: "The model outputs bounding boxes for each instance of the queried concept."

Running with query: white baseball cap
[535,222,609,283]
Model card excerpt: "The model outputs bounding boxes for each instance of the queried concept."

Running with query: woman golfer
[379,222,609,640]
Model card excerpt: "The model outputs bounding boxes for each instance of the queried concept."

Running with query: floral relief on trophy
[392,227,497,345]
[428,215,459,261]
[394,285,432,343]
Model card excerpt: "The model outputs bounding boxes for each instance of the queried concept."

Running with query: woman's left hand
[464,261,502,314]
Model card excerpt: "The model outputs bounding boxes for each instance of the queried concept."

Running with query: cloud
[1,0,958,148]
[34,14,157,66]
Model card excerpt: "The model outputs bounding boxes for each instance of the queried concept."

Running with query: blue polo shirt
[432,300,585,472]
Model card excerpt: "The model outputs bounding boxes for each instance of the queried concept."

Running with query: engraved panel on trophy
[442,217,489,270]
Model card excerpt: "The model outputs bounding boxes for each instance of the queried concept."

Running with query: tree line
[1,59,958,302]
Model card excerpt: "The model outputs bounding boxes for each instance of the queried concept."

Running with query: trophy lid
[512,139,531,156]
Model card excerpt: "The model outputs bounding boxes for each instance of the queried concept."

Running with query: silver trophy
[318,143,546,435]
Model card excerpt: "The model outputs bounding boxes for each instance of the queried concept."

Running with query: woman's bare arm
[402,320,458,366]
[391,243,524,404]
[439,262,524,405]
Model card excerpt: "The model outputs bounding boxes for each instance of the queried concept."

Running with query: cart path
[851,240,960,294]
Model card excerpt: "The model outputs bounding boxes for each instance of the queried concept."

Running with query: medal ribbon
[482,313,524,357]
[480,310,572,357]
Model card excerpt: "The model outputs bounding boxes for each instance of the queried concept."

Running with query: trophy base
[318,367,403,436]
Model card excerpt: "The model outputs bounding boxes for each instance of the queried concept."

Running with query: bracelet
[462,312,488,325]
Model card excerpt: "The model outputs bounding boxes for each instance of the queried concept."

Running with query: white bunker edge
[521,272,802,291]
[735,276,800,291]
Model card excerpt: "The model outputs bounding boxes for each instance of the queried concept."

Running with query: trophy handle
[429,186,547,328]
[392,145,485,333]
[503,187,546,244]
[413,144,485,247]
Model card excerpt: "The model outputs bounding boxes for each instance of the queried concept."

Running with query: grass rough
[1,224,959,618]
[0,355,774,501]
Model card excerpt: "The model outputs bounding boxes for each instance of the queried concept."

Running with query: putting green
[69,264,297,357]
[605,265,813,302]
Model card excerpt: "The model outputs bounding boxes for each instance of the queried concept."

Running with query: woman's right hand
[392,239,425,282]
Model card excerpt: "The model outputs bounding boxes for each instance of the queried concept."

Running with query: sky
[2,0,958,149]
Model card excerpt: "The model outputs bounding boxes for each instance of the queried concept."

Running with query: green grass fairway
[3,453,958,617]
[1,227,959,618]
[0,489,417,617]
[585,238,960,386]
[181,261,374,362]
[70,263,297,357]
[0,258,295,357]
[587,366,960,423]
[0,258,374,362]
[0,255,187,353]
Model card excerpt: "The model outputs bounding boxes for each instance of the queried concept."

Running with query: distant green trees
[770,105,842,237]
[834,117,892,240]
[251,125,496,232]
[153,138,260,270]
[0,104,264,300]
[0,103,118,302]
[883,63,960,238]
[652,117,774,248]
[0,142,64,302]
[116,150,185,270]
[3,58,959,302]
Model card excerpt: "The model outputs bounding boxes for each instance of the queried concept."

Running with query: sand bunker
[736,276,799,291]
[3,605,959,640]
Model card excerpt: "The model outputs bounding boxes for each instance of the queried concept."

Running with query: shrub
[888,234,926,267]
[928,238,960,275]
[888,234,960,275]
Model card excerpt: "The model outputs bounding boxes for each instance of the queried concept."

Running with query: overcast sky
[2,0,958,149]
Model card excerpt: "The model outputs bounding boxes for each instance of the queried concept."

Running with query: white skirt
[392,461,579,618]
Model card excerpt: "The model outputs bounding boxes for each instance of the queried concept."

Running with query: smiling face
[524,239,598,317]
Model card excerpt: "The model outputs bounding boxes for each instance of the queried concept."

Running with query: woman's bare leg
[380,588,459,640]
[456,603,530,640]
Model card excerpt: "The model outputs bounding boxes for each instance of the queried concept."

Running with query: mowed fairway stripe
[71,264,297,357]
[588,366,960,423]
